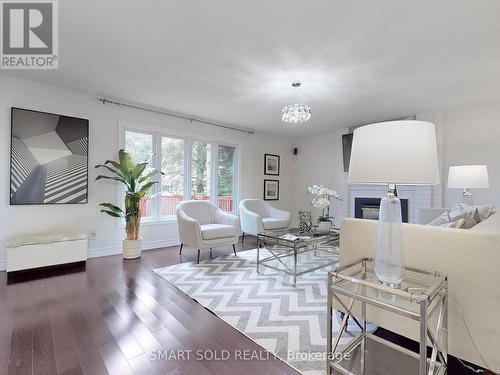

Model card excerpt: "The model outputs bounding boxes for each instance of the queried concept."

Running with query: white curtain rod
[98,98,255,135]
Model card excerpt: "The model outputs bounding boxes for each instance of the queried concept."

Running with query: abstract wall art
[10,107,89,205]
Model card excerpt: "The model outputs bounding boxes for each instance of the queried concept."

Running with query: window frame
[119,122,241,223]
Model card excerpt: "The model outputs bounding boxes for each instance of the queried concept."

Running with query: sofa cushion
[441,218,465,229]
[455,212,479,229]
[427,211,450,226]
[262,217,288,230]
[449,203,495,223]
[200,224,236,240]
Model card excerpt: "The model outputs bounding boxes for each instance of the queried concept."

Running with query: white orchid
[307,185,343,200]
[312,197,330,209]
[307,184,343,222]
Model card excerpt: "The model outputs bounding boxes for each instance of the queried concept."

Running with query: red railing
[140,195,233,217]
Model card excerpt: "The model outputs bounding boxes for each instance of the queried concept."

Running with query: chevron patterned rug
[153,248,368,375]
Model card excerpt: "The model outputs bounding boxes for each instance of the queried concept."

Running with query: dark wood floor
[0,237,492,375]
[0,236,301,375]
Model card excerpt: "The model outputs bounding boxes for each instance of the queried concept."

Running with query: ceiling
[5,0,500,137]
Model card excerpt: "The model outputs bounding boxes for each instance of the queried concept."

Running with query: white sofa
[239,199,291,240]
[176,200,240,263]
[340,212,500,372]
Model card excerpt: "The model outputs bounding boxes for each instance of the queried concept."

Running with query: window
[123,127,239,221]
[160,136,184,217]
[125,130,153,219]
[191,141,212,201]
[217,144,236,213]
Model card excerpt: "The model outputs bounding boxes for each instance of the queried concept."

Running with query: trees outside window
[125,128,239,219]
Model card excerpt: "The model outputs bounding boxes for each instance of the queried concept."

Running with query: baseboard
[87,237,180,259]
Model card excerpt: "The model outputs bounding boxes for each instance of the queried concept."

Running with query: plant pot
[317,221,331,234]
[123,238,142,259]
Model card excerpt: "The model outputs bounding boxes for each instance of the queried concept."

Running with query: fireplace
[354,197,409,223]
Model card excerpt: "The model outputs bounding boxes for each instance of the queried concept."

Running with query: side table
[327,257,448,375]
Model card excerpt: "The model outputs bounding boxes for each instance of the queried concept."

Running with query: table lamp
[447,165,489,205]
[348,120,440,287]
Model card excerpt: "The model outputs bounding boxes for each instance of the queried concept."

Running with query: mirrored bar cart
[327,257,448,375]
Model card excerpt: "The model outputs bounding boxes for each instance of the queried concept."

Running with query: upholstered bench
[6,233,88,281]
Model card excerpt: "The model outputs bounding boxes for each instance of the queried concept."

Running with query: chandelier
[281,81,311,124]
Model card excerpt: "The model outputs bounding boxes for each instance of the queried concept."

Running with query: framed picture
[264,153,280,176]
[264,179,279,201]
[10,107,89,205]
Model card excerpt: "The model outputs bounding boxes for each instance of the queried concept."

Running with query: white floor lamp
[348,120,440,287]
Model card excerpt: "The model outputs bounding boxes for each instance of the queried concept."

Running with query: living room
[1,1,499,375]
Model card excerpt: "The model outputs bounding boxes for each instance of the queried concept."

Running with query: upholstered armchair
[239,199,291,241]
[176,200,240,263]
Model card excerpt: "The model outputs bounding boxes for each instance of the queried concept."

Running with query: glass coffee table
[257,227,340,286]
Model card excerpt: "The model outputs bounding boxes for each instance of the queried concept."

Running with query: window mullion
[212,142,219,207]
[233,146,239,215]
[185,138,192,201]
[154,132,161,220]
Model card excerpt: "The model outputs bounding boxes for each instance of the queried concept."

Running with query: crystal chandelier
[281,81,311,124]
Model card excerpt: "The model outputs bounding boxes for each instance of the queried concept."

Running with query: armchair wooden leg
[241,232,245,243]
[197,249,201,264]
[179,243,183,255]
[233,244,237,256]
[210,248,213,258]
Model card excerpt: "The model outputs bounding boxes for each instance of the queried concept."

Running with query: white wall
[2,74,499,271]
[440,104,500,208]
[291,128,349,227]
[0,75,295,270]
[291,105,500,225]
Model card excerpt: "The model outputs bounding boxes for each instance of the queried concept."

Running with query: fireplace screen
[355,197,409,223]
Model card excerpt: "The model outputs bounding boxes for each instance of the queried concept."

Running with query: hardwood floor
[0,238,492,375]
[0,237,300,375]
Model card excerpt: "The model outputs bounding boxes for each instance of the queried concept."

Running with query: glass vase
[375,193,404,287]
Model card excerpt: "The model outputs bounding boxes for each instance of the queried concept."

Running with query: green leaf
[95,164,125,178]
[131,162,148,180]
[100,210,122,218]
[104,160,130,179]
[138,181,155,196]
[138,170,158,184]
[95,175,130,188]
[119,149,134,173]
[99,203,124,213]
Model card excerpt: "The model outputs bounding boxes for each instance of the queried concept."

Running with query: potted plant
[95,149,162,259]
[307,184,342,234]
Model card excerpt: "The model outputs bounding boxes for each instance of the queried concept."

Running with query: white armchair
[239,199,291,241]
[177,200,240,263]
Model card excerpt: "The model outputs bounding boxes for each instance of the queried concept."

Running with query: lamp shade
[348,120,440,185]
[447,165,489,189]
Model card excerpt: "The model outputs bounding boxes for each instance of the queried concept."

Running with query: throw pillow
[459,212,478,229]
[474,205,496,221]
[448,203,495,223]
[441,218,465,229]
[427,211,451,226]
[449,203,467,221]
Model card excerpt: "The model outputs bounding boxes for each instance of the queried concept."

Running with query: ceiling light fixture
[281,81,311,124]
